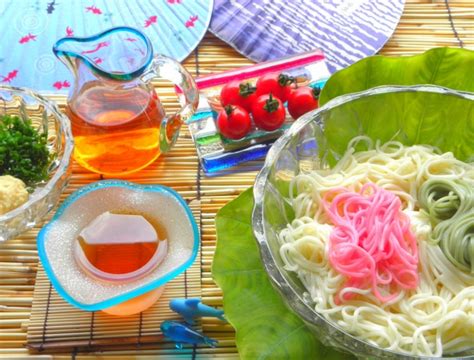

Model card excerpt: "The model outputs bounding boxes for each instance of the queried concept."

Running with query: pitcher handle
[143,55,199,153]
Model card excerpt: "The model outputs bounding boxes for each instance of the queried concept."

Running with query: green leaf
[320,47,474,104]
[318,47,474,165]
[212,188,351,360]
[212,48,474,359]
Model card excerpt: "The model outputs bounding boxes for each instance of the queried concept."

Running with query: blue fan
[0,0,212,92]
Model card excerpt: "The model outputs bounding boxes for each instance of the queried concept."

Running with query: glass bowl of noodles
[252,85,474,359]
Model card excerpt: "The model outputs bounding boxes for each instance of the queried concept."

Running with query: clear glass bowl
[0,86,73,241]
[252,85,474,360]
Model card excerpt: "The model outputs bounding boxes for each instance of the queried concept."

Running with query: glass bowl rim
[0,85,74,224]
[252,84,474,359]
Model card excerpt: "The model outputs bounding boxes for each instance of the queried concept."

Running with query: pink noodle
[323,183,419,303]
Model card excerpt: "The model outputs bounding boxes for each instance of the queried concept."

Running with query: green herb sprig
[0,115,50,184]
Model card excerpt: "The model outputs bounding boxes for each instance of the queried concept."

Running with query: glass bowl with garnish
[0,85,73,241]
[252,85,474,359]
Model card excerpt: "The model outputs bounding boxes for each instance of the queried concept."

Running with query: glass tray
[186,50,330,175]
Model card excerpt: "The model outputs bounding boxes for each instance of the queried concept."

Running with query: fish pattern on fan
[0,0,212,92]
[210,0,404,72]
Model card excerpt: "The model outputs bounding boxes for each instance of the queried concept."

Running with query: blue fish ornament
[160,320,218,349]
[169,298,226,324]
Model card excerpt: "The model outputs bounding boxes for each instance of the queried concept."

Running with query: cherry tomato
[255,73,295,102]
[251,94,286,131]
[220,81,257,112]
[217,105,252,140]
[287,86,320,120]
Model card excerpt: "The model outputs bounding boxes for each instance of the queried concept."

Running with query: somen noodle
[279,137,474,356]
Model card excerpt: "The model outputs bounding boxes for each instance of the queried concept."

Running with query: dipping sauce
[75,210,168,281]
[67,87,164,175]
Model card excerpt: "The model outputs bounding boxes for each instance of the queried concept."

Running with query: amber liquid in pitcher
[77,210,168,275]
[67,86,165,175]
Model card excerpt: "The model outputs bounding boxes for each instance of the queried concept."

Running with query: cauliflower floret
[0,175,29,215]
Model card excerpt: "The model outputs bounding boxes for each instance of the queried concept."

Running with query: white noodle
[279,139,474,356]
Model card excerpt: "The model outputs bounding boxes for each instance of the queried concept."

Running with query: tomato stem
[277,73,295,87]
[312,86,321,99]
[239,82,257,98]
[224,105,234,116]
[263,93,280,113]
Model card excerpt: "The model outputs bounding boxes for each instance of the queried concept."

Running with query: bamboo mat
[27,202,202,352]
[0,1,472,358]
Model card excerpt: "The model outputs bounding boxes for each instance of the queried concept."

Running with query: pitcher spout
[52,26,153,81]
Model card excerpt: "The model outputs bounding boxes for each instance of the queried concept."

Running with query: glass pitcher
[53,27,199,175]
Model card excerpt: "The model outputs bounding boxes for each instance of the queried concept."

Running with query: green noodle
[418,178,474,225]
[432,210,474,274]
[419,178,474,274]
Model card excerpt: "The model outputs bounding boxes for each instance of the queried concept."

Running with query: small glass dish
[187,50,330,175]
[0,85,73,241]
[37,180,199,312]
[252,85,474,359]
